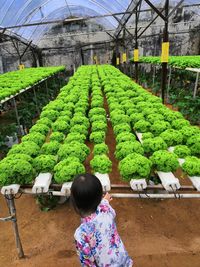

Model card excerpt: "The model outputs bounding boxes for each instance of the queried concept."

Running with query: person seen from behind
[71,173,133,266]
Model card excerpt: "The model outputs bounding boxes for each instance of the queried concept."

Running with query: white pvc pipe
[111,193,200,199]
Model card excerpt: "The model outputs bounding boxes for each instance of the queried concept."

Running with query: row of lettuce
[89,68,112,173]
[130,56,200,69]
[98,65,200,180]
[0,66,65,102]
[0,66,105,186]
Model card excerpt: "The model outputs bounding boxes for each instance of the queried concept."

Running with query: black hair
[71,173,103,216]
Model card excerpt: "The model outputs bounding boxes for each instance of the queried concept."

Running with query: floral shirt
[74,199,133,267]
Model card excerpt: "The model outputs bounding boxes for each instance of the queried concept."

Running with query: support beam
[115,0,142,38]
[135,4,139,82]
[161,0,169,104]
[20,41,33,61]
[12,98,23,136]
[1,11,132,30]
[143,0,166,21]
[138,8,165,38]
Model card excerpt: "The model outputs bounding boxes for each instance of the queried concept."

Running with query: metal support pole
[33,87,40,114]
[167,66,172,102]
[152,64,156,87]
[12,98,23,136]
[45,80,49,99]
[5,196,25,258]
[135,5,139,82]
[193,72,199,98]
[161,0,169,104]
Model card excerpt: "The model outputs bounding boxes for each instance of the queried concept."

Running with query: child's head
[71,173,103,216]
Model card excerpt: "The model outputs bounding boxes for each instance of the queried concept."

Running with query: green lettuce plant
[90,155,112,173]
[8,141,40,157]
[130,113,144,124]
[115,141,144,160]
[114,123,131,135]
[40,109,60,122]
[90,131,106,144]
[52,120,70,134]
[134,120,151,133]
[91,99,104,108]
[111,114,130,126]
[89,107,106,118]
[110,109,125,118]
[116,132,136,144]
[40,141,61,155]
[171,119,190,130]
[142,107,157,117]
[150,150,179,172]
[43,100,66,112]
[70,115,89,128]
[182,156,200,176]
[146,113,164,123]
[119,153,152,181]
[50,132,65,143]
[58,142,89,162]
[126,107,138,116]
[150,121,171,136]
[93,143,109,155]
[64,133,86,143]
[57,115,71,124]
[60,110,72,118]
[186,134,200,156]
[160,129,183,146]
[30,124,50,136]
[54,157,85,183]
[6,153,33,163]
[89,115,107,123]
[162,110,183,122]
[92,121,107,132]
[0,158,35,186]
[70,125,88,137]
[36,117,52,128]
[142,132,154,140]
[143,137,168,154]
[109,103,122,111]
[21,132,46,147]
[173,145,191,158]
[180,126,200,143]
[33,155,57,173]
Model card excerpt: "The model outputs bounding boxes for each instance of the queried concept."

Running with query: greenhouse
[0,0,200,266]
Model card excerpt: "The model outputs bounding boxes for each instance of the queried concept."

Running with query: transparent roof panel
[0,0,199,44]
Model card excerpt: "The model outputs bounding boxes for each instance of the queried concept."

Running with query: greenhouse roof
[0,0,199,45]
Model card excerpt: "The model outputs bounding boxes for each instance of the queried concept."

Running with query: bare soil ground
[1,95,200,267]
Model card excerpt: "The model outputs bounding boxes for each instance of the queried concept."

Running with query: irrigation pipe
[111,193,200,199]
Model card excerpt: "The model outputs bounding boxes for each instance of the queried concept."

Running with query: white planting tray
[1,184,20,195]
[178,158,185,166]
[130,179,147,191]
[135,131,143,143]
[61,182,73,196]
[32,173,52,194]
[189,176,200,191]
[157,171,180,191]
[95,173,111,192]
[168,146,175,152]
